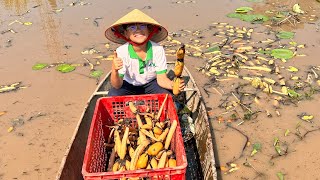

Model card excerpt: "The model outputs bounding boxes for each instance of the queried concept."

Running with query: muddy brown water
[0,0,320,179]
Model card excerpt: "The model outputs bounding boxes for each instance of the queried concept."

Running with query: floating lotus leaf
[203,45,220,53]
[235,7,253,13]
[273,11,288,20]
[90,70,103,78]
[227,13,243,19]
[258,49,272,54]
[253,143,262,151]
[276,31,295,39]
[277,172,284,180]
[56,64,75,73]
[251,142,261,156]
[271,16,283,22]
[227,13,269,23]
[288,89,301,98]
[271,49,294,59]
[241,14,269,23]
[32,63,48,70]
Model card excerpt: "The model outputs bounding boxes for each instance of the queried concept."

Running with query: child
[105,9,185,96]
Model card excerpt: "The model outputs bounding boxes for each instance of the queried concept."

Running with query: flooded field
[0,0,320,179]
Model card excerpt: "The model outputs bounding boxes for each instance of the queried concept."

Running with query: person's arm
[110,51,124,89]
[111,70,123,89]
[155,45,185,90]
[157,74,174,90]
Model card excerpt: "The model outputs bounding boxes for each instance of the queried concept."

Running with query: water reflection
[47,0,58,9]
[1,0,65,62]
[1,0,60,14]
[2,0,29,14]
[36,0,65,61]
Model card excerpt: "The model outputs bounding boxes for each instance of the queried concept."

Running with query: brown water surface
[0,0,320,179]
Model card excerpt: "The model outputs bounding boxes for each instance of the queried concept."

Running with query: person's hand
[179,78,186,91]
[112,51,123,71]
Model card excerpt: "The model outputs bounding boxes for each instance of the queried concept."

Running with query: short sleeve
[154,46,167,74]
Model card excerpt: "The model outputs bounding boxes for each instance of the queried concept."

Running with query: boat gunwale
[55,62,217,180]
[55,71,111,180]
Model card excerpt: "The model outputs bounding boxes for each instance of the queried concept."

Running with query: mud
[0,0,320,179]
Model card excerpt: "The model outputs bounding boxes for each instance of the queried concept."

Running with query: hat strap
[113,26,159,46]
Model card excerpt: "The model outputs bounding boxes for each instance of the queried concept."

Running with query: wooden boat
[55,62,217,180]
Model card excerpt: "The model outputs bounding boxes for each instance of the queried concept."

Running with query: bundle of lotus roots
[106,100,178,174]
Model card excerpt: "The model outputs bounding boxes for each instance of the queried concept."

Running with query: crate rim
[82,164,188,176]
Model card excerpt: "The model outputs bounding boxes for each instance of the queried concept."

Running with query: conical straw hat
[105,9,168,44]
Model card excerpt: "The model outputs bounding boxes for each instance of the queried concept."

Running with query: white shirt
[116,41,167,86]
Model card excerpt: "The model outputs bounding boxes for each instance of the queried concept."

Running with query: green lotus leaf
[271,16,284,22]
[271,12,288,22]
[251,142,262,156]
[288,89,301,98]
[235,7,253,13]
[253,143,262,150]
[276,31,295,39]
[241,14,269,23]
[90,70,103,78]
[258,49,272,55]
[56,64,76,73]
[277,172,284,180]
[227,13,243,19]
[32,63,48,70]
[271,49,294,59]
[203,45,220,53]
[227,13,269,23]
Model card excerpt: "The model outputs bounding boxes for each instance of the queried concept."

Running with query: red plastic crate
[82,94,187,180]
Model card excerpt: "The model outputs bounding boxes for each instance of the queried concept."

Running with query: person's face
[124,23,150,44]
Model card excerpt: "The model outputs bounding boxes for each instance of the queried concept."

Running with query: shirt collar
[128,41,153,61]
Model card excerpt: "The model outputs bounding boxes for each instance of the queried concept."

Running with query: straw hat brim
[105,9,168,44]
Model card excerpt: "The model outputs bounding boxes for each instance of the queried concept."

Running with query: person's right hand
[112,51,123,71]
